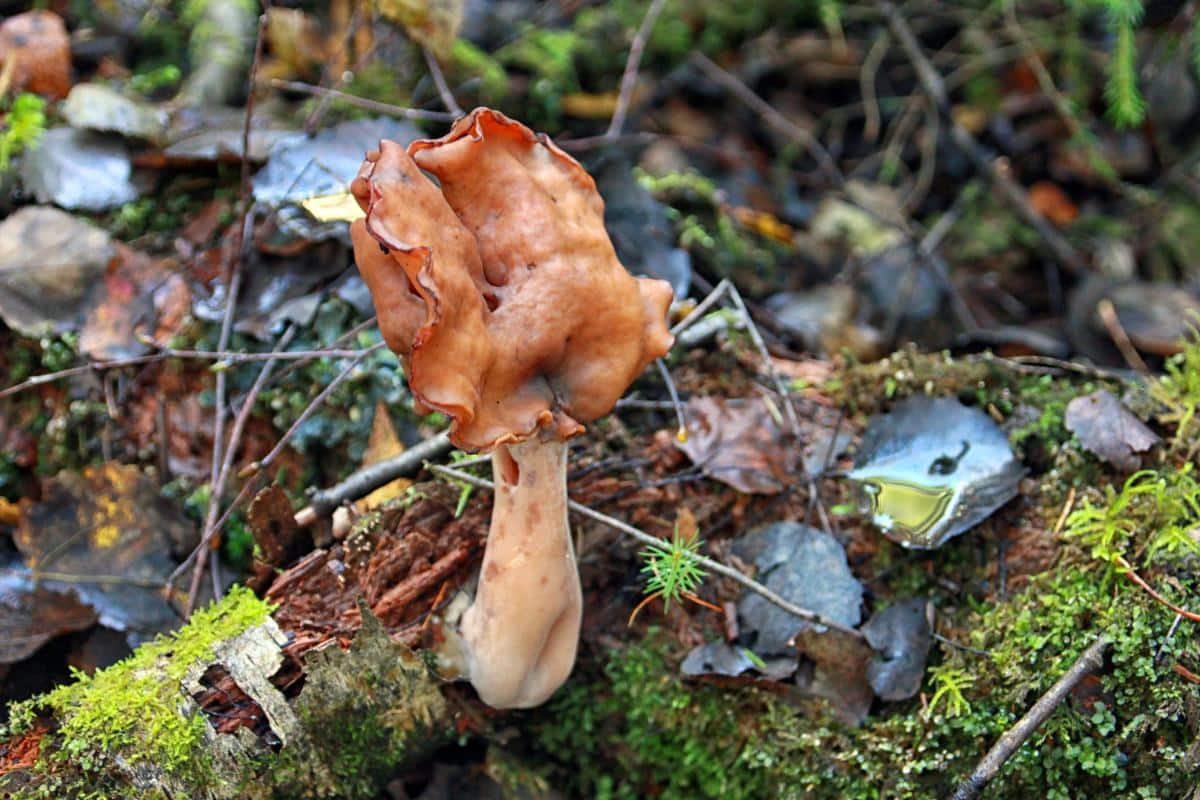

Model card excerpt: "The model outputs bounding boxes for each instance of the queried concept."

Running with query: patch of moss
[528,557,1200,797]
[7,587,273,797]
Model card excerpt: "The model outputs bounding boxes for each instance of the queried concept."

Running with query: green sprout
[0,92,47,172]
[924,664,975,720]
[631,525,710,623]
[1065,468,1200,566]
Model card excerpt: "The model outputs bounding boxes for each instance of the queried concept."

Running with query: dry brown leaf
[355,401,412,512]
[676,396,793,494]
[0,11,71,99]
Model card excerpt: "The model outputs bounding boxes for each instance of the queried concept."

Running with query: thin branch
[1117,557,1200,622]
[880,1,1088,275]
[952,636,1111,800]
[240,342,386,478]
[690,52,843,186]
[428,463,866,641]
[293,430,454,526]
[269,79,458,121]
[606,0,668,139]
[422,46,464,116]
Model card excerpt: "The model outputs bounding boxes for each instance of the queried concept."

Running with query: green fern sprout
[1065,468,1200,565]
[635,527,708,618]
[1098,0,1146,128]
[924,665,975,719]
[0,93,47,172]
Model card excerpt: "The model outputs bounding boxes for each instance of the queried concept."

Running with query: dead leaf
[1065,389,1159,471]
[1028,181,1078,226]
[0,570,98,664]
[80,247,190,360]
[792,626,874,726]
[861,598,931,702]
[15,463,195,639]
[0,11,71,99]
[677,397,793,494]
[355,402,413,512]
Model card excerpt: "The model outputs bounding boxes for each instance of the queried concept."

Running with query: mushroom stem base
[459,438,581,709]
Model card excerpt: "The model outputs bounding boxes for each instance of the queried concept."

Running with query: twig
[606,0,668,139]
[880,1,1088,276]
[269,79,458,121]
[1096,298,1151,374]
[293,430,454,526]
[240,343,385,478]
[1116,556,1200,622]
[690,52,843,186]
[1052,487,1077,537]
[654,359,688,443]
[428,463,866,641]
[952,636,1111,800]
[422,46,464,117]
[186,11,268,616]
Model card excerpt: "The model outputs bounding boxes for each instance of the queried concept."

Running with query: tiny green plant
[630,525,713,623]
[924,664,975,720]
[0,93,47,172]
[1150,323,1200,456]
[1065,467,1200,565]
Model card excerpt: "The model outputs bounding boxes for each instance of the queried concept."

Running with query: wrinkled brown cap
[351,108,674,451]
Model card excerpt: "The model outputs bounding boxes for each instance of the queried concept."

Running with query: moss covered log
[0,589,447,799]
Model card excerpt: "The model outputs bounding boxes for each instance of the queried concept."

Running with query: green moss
[9,587,273,796]
[450,40,509,104]
[528,557,1200,797]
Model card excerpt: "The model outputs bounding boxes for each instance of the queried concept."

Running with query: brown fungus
[350,108,674,708]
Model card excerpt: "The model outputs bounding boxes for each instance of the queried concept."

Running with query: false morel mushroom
[350,108,675,708]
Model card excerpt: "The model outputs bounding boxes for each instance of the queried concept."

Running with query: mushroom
[349,108,675,708]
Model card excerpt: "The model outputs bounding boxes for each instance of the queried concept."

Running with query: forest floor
[2,1,1200,797]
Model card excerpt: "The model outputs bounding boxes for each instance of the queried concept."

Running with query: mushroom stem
[459,437,582,709]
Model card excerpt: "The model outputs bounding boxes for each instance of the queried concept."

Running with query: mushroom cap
[351,108,674,451]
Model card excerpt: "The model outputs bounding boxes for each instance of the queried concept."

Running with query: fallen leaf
[0,11,71,99]
[1028,181,1078,226]
[355,402,412,512]
[792,626,875,726]
[861,598,931,701]
[80,247,190,360]
[1065,389,1159,471]
[19,127,139,211]
[731,521,863,655]
[0,569,98,665]
[677,397,793,494]
[15,463,195,640]
[680,640,796,681]
[61,83,169,144]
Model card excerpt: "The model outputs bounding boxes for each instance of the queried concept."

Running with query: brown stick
[952,636,1111,800]
[606,0,668,139]
[269,78,457,121]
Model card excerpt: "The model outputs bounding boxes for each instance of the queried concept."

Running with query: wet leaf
[792,626,875,726]
[14,463,194,641]
[1065,389,1159,471]
[849,397,1024,549]
[1028,181,1078,226]
[861,598,931,701]
[679,640,795,681]
[731,521,863,655]
[0,569,97,665]
[0,11,71,99]
[18,128,139,211]
[677,397,792,494]
[0,206,116,337]
[253,117,419,249]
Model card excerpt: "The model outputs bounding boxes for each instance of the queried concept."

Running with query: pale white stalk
[459,437,582,708]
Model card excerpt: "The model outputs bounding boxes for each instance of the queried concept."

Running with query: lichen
[7,586,272,798]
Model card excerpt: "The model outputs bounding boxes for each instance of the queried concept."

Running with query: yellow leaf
[301,192,365,223]
[356,401,412,511]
